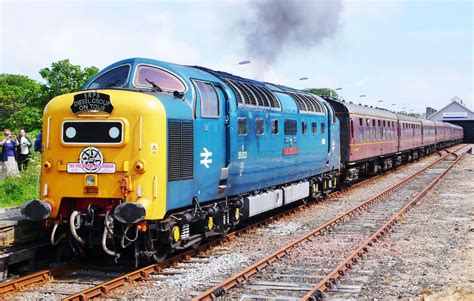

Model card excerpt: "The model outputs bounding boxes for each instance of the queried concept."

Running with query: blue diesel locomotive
[22,58,340,263]
[22,57,461,263]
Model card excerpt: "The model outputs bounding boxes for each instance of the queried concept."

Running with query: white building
[428,97,474,142]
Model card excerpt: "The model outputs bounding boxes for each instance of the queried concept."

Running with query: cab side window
[284,119,297,135]
[256,118,264,135]
[271,119,279,135]
[238,118,248,136]
[195,81,219,118]
[301,121,308,135]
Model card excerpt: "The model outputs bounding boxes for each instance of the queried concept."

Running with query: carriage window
[372,119,376,126]
[312,122,318,135]
[321,122,326,134]
[256,118,264,135]
[284,119,297,135]
[238,118,247,136]
[271,119,279,135]
[88,65,130,89]
[367,119,371,126]
[195,81,219,118]
[302,121,308,135]
[134,65,186,92]
[359,118,363,126]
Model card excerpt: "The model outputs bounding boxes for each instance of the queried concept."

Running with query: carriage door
[324,103,334,158]
[193,80,227,201]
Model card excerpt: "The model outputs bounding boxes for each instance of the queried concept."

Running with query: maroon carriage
[396,113,422,153]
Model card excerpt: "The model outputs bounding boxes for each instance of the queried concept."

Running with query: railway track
[193,145,470,300]
[0,145,464,300]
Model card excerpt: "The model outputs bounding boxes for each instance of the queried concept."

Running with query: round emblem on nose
[79,146,104,173]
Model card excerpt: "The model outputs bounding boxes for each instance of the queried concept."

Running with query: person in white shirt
[17,129,32,171]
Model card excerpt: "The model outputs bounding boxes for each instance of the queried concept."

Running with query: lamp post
[333,87,342,99]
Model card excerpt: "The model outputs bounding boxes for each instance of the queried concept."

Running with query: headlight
[85,174,97,186]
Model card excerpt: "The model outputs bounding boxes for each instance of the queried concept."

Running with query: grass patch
[0,154,41,208]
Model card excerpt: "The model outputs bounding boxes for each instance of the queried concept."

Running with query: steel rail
[193,145,466,301]
[302,146,470,300]
[0,263,75,295]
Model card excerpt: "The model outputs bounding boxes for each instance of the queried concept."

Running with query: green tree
[39,59,99,106]
[304,88,339,99]
[0,74,42,130]
[397,111,420,118]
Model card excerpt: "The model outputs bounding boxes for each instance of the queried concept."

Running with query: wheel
[152,242,170,262]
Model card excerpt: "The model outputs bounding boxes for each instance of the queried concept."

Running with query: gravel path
[325,151,474,300]
[110,151,449,299]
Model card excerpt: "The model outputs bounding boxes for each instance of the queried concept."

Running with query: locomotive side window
[302,121,308,135]
[256,118,264,135]
[134,65,186,92]
[238,118,248,136]
[271,119,279,135]
[88,65,130,89]
[195,81,219,118]
[312,122,317,135]
[321,122,326,134]
[284,119,297,135]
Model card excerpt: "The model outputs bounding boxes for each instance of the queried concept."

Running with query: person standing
[17,129,32,171]
[34,130,42,153]
[0,129,20,178]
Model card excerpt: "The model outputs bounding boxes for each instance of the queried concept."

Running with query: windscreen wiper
[145,78,163,92]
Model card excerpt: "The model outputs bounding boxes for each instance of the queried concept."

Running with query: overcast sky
[1,0,472,114]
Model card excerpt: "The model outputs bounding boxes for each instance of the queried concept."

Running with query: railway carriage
[396,113,423,161]
[21,58,340,263]
[421,118,436,153]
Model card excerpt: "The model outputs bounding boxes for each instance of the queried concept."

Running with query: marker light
[109,127,120,139]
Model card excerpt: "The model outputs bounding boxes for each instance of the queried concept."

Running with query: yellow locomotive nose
[33,89,167,222]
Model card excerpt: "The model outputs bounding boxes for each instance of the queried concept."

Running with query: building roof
[428,97,474,119]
